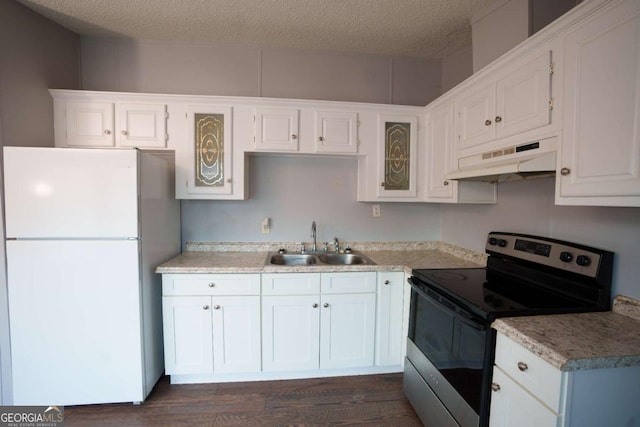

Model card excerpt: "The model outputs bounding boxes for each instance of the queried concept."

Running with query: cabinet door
[489,367,559,427]
[377,114,418,198]
[558,0,640,205]
[262,295,320,371]
[495,51,552,140]
[212,296,261,373]
[375,272,405,366]
[426,101,457,199]
[319,293,376,369]
[315,110,358,153]
[162,296,213,375]
[65,101,115,147]
[255,107,299,151]
[455,83,496,155]
[181,104,233,196]
[117,103,167,148]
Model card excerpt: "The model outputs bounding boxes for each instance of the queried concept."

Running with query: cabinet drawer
[262,273,321,295]
[494,333,563,412]
[321,272,377,294]
[162,274,260,296]
[490,366,560,426]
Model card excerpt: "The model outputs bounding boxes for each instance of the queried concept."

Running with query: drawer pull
[323,303,329,308]
[214,305,221,310]
[202,305,210,310]
[384,280,390,285]
[517,361,529,372]
[208,283,215,287]
[313,303,318,308]
[491,382,501,392]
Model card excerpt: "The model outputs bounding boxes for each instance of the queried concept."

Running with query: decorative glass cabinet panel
[378,115,418,198]
[195,113,225,187]
[184,105,232,196]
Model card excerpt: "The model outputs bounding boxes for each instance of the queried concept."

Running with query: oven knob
[497,239,507,248]
[488,237,497,246]
[576,255,591,267]
[559,251,573,263]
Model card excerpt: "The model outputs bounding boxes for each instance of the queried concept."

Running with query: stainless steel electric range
[404,232,614,427]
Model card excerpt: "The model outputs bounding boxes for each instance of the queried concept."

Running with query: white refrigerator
[3,146,181,405]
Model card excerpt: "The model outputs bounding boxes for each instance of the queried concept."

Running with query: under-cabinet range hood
[445,137,557,183]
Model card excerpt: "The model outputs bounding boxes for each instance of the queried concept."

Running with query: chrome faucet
[311,221,317,252]
[333,237,340,253]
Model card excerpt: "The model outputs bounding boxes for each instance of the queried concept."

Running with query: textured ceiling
[17,0,491,59]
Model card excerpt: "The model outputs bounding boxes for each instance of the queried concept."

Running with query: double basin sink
[268,251,376,266]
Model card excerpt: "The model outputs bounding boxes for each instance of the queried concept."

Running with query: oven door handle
[408,277,487,332]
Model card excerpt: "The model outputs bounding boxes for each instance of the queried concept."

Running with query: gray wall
[441,178,640,300]
[182,155,442,244]
[80,38,442,106]
[0,0,80,404]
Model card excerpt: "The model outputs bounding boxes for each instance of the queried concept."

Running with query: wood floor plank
[63,373,421,426]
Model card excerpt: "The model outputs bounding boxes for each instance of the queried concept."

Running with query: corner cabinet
[490,332,640,427]
[175,104,235,198]
[425,99,496,203]
[52,93,168,149]
[556,0,640,206]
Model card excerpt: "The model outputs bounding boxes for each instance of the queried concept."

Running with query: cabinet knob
[104,129,112,135]
[226,178,232,183]
[484,119,492,126]
[318,136,324,142]
[491,383,501,392]
[495,116,502,123]
[291,134,297,140]
[208,282,215,287]
[381,182,385,187]
[560,167,571,176]
[384,280,390,285]
[517,361,529,372]
[214,305,221,310]
[443,181,449,186]
[203,305,210,310]
[121,130,128,135]
[323,303,329,308]
[312,303,318,308]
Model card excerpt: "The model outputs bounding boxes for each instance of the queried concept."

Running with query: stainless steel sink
[267,251,375,266]
[317,253,372,265]
[269,254,317,266]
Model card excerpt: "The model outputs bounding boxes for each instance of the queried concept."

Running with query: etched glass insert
[384,122,410,191]
[194,113,224,187]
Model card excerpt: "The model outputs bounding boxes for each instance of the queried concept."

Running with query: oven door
[405,277,493,427]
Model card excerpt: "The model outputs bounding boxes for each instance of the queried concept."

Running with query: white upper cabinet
[377,114,418,199]
[425,100,497,203]
[455,50,553,159]
[556,0,640,206]
[176,104,234,198]
[65,101,115,147]
[314,110,358,154]
[254,107,300,151]
[59,98,167,149]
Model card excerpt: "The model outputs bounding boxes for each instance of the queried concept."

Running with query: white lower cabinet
[161,274,261,376]
[490,332,640,427]
[162,271,405,383]
[262,272,377,372]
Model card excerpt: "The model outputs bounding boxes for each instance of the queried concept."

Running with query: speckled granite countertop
[493,295,640,372]
[155,241,487,274]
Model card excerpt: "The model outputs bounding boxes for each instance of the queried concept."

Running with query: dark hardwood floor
[64,373,422,426]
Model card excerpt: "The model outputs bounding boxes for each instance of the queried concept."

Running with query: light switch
[261,217,271,234]
[372,205,381,218]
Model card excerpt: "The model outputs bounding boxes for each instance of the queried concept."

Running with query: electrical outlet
[261,217,271,234]
[372,205,381,218]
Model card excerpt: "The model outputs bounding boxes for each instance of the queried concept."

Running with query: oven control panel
[486,232,608,278]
